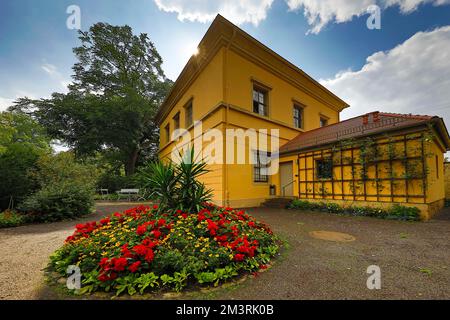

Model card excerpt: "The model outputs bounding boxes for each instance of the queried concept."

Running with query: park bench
[116,188,144,201]
[99,188,109,196]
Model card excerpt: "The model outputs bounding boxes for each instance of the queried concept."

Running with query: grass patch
[419,268,432,276]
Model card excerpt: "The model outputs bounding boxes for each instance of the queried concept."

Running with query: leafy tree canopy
[0,111,50,154]
[0,111,51,210]
[29,151,99,189]
[11,23,172,175]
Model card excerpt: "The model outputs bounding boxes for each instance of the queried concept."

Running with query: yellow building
[156,15,450,220]
[445,162,450,200]
[280,112,450,220]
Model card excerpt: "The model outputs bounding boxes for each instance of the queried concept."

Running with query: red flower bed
[49,203,279,295]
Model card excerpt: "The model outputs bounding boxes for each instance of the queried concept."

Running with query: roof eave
[279,119,446,155]
[155,14,349,125]
[431,117,450,151]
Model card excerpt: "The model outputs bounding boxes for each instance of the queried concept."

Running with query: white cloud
[287,0,450,33]
[153,0,274,26]
[41,62,70,92]
[0,91,38,112]
[0,97,14,112]
[152,0,450,32]
[321,25,450,148]
[286,0,374,34]
[60,80,70,90]
[41,63,58,76]
[385,0,450,12]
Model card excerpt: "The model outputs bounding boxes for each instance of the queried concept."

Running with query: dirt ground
[0,203,141,300]
[0,203,449,300]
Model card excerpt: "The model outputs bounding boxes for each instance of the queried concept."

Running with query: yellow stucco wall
[159,106,228,205]
[444,162,450,199]
[159,48,224,149]
[159,49,225,204]
[223,111,300,207]
[224,50,340,130]
[220,47,341,207]
[426,140,445,203]
[280,130,446,220]
[158,43,342,207]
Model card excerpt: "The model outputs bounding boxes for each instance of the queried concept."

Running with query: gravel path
[0,203,132,299]
[208,207,450,300]
[0,203,449,299]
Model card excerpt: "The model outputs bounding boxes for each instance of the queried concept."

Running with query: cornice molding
[156,14,349,125]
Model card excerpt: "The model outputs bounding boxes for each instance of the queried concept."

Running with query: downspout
[223,28,236,207]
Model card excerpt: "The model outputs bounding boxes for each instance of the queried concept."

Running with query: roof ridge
[280,111,440,153]
[283,111,378,141]
[378,112,433,120]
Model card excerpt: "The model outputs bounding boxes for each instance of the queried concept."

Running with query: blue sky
[1,0,450,133]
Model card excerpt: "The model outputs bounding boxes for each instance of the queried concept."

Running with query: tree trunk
[125,147,139,176]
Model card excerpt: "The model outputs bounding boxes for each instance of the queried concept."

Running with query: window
[253,150,271,183]
[173,112,180,130]
[185,101,193,127]
[320,117,328,127]
[316,159,333,179]
[164,123,170,144]
[252,87,268,116]
[293,104,303,128]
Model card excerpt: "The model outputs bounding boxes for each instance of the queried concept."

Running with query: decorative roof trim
[155,14,349,125]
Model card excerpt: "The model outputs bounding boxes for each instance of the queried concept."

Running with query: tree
[0,111,51,210]
[29,151,99,188]
[12,23,172,175]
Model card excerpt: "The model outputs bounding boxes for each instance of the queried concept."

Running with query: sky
[1,0,450,151]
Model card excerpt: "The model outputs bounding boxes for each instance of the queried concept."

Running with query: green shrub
[386,204,421,221]
[18,152,97,222]
[19,182,94,222]
[324,202,344,213]
[350,206,387,218]
[0,210,27,228]
[288,199,420,221]
[288,199,313,210]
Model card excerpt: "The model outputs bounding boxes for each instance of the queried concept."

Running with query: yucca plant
[137,149,212,213]
[176,149,213,212]
[137,161,179,210]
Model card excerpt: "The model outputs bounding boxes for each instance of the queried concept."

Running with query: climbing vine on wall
[298,126,437,203]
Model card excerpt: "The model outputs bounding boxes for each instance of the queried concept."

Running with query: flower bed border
[47,204,282,296]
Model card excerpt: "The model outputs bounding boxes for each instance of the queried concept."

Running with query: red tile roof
[280,111,448,154]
